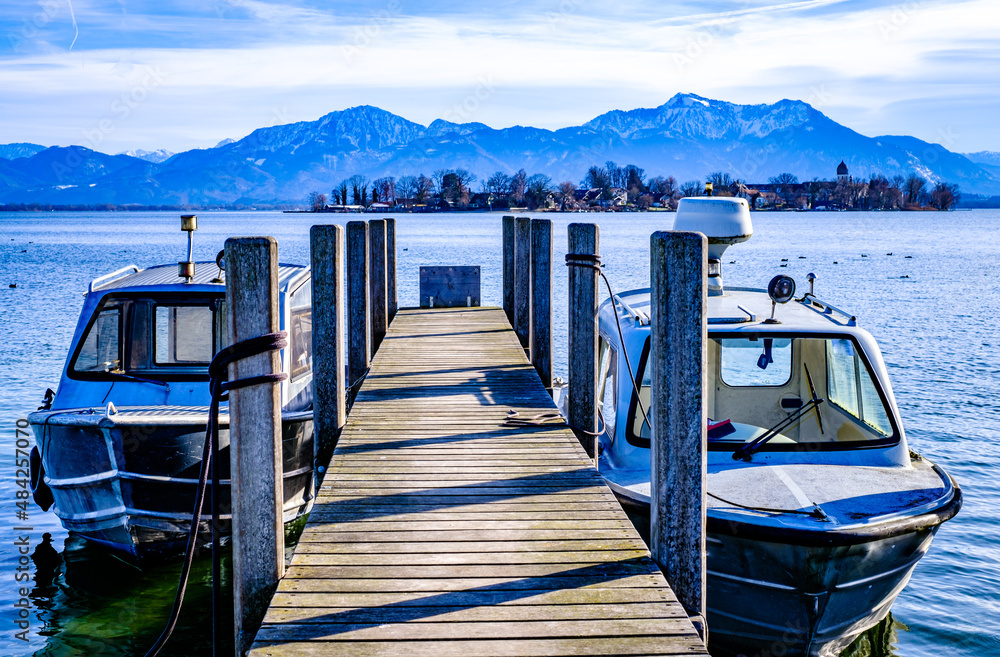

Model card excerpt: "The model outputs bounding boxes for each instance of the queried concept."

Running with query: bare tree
[681,180,703,197]
[308,191,327,211]
[372,177,396,206]
[414,174,434,205]
[768,172,799,206]
[510,169,527,204]
[903,173,928,207]
[558,180,577,210]
[605,161,626,188]
[708,171,736,195]
[526,173,553,209]
[346,174,369,206]
[582,166,610,198]
[485,171,512,197]
[929,182,960,210]
[395,176,417,204]
[332,181,349,206]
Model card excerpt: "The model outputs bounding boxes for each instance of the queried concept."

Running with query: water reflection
[30,536,232,656]
[840,614,905,657]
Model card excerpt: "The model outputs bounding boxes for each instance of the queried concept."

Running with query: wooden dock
[248,307,708,657]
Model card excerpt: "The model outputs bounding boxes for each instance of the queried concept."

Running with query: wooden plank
[251,637,705,657]
[249,306,708,657]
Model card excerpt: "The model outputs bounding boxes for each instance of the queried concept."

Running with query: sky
[1,0,998,155]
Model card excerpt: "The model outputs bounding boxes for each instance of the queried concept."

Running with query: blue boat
[28,217,315,561]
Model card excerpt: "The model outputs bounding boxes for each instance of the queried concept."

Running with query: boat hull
[29,406,314,562]
[615,489,957,657]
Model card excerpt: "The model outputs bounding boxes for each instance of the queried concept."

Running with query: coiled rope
[144,331,288,657]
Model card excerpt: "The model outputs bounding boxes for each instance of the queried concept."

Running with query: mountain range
[2,93,998,206]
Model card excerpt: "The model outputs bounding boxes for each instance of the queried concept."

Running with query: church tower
[837,160,849,183]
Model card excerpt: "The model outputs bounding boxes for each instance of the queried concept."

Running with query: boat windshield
[628,334,897,449]
[70,295,227,379]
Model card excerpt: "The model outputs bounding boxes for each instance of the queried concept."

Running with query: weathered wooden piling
[385,217,397,322]
[346,221,370,395]
[309,225,346,465]
[502,215,515,327]
[567,223,600,459]
[224,236,284,656]
[369,219,388,354]
[514,216,531,348]
[530,218,553,390]
[649,230,708,639]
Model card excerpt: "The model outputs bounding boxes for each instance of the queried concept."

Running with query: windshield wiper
[105,371,171,389]
[733,364,824,462]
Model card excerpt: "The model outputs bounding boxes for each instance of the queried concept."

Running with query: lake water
[1,210,998,656]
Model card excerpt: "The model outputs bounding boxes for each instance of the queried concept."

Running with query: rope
[144,331,287,657]
[565,253,650,441]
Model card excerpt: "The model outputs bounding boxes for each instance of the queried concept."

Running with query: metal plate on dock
[419,266,481,308]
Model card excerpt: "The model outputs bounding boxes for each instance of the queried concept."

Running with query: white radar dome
[673,197,753,260]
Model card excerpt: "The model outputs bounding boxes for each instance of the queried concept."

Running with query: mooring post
[567,223,600,460]
[224,236,284,656]
[530,218,553,391]
[346,221,370,401]
[385,217,397,322]
[369,219,388,355]
[514,216,531,349]
[502,215,515,327]
[310,225,346,468]
[649,230,708,641]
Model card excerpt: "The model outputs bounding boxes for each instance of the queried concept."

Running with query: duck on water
[27,216,316,562]
[591,197,961,656]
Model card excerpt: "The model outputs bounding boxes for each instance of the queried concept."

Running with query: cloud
[1,0,998,153]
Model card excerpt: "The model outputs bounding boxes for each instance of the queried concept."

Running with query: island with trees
[306,161,962,213]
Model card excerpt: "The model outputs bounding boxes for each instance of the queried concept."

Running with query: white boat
[28,217,315,561]
[592,198,961,656]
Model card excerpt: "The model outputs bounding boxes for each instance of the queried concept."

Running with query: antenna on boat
[672,197,752,295]
[179,215,197,282]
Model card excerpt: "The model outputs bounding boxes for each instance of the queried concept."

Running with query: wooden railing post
[385,217,397,322]
[369,219,388,355]
[502,215,515,327]
[310,225,346,468]
[567,223,600,459]
[225,236,283,656]
[530,218,552,391]
[346,221,370,399]
[649,230,708,640]
[514,216,531,349]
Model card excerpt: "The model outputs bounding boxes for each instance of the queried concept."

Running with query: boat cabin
[53,262,313,412]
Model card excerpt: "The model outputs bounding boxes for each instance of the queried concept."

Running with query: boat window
[154,305,214,365]
[288,280,313,381]
[826,339,892,436]
[73,306,122,372]
[626,333,898,450]
[598,337,618,437]
[719,337,792,387]
[290,309,312,381]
